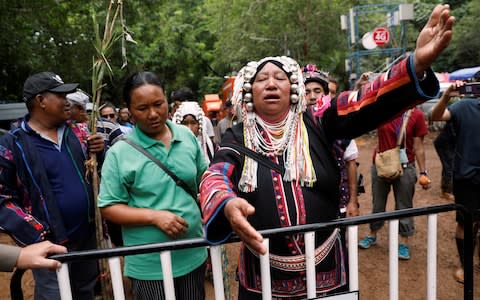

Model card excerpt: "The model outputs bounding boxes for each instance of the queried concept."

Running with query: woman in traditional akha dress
[200,5,454,298]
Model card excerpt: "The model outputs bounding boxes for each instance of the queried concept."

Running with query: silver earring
[246,102,254,112]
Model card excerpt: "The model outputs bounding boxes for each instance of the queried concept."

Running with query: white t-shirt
[203,116,215,139]
[343,140,359,161]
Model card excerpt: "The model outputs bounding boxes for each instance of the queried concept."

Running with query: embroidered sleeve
[322,56,439,140]
[0,145,47,246]
[199,161,238,244]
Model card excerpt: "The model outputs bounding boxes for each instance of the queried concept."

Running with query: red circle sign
[373,27,390,46]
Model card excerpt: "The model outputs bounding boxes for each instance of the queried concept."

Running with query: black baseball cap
[23,72,78,102]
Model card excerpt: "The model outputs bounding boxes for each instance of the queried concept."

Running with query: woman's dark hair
[251,60,288,83]
[99,101,116,112]
[181,114,199,124]
[171,87,196,102]
[123,72,164,108]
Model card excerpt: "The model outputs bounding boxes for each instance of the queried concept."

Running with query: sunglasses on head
[101,113,116,118]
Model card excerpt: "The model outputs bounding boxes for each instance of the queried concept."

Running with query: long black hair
[122,71,165,108]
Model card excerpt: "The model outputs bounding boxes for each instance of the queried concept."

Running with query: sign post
[373,27,390,46]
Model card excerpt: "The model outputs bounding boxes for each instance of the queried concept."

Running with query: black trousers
[130,262,205,300]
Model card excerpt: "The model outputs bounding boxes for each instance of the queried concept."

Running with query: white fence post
[260,239,272,300]
[57,263,73,300]
[108,257,125,300]
[210,245,226,300]
[427,214,437,300]
[160,251,176,300]
[389,220,399,300]
[305,231,316,298]
[348,225,359,291]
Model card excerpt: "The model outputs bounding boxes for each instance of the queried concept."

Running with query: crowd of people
[1,4,474,300]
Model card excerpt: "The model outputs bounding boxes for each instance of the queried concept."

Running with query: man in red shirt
[359,107,430,260]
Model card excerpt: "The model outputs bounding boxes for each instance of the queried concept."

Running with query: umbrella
[449,66,480,80]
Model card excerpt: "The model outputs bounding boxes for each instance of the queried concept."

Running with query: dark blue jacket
[0,119,95,246]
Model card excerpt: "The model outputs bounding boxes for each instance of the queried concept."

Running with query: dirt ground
[1,131,479,299]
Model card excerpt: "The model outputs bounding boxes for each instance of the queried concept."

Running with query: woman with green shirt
[98,71,207,300]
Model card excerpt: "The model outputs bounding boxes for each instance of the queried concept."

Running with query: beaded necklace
[253,111,295,156]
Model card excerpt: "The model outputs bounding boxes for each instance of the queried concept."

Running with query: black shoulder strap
[222,142,285,175]
[123,139,198,200]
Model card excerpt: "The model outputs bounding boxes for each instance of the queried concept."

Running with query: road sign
[372,27,390,46]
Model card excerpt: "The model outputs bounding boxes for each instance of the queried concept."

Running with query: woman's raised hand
[414,4,455,76]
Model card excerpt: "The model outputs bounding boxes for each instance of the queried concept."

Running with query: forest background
[1,0,479,105]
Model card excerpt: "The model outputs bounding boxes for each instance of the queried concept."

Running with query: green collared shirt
[98,120,207,280]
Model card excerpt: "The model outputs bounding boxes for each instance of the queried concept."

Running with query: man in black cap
[0,72,104,299]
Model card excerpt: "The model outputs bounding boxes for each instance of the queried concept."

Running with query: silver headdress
[231,56,307,116]
[173,101,213,164]
[230,56,316,192]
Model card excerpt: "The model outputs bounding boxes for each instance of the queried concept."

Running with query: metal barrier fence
[47,203,474,300]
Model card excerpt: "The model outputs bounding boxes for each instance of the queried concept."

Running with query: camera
[458,82,480,96]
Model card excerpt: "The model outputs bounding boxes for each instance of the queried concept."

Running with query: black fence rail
[46,203,474,299]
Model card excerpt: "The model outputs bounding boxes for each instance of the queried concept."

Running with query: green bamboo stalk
[86,1,132,299]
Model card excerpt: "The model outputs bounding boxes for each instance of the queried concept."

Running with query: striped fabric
[130,263,205,300]
[336,58,411,116]
[96,118,125,147]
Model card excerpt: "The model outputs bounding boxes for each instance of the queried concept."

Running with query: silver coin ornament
[290,74,299,84]
[291,83,298,93]
[290,94,299,104]
[244,93,252,102]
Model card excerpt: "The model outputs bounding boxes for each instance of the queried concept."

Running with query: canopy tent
[202,94,223,114]
[435,72,449,82]
[449,66,480,80]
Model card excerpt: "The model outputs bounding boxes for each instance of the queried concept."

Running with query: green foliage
[0,0,478,103]
[121,0,219,102]
[202,0,353,89]
[448,0,480,68]
[0,0,94,100]
[410,0,480,72]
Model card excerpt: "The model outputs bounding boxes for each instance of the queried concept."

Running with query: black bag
[357,172,365,195]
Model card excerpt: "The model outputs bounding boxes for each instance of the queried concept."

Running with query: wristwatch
[420,170,428,176]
